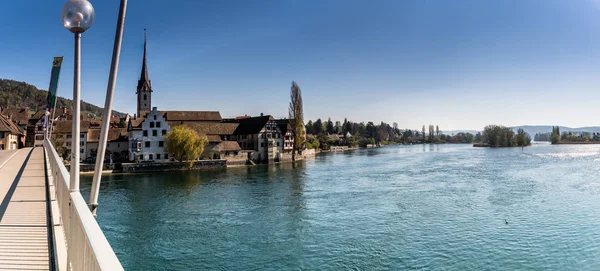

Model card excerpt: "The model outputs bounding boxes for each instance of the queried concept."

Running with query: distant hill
[0,79,127,118]
[443,130,480,135]
[510,125,600,137]
[439,126,600,137]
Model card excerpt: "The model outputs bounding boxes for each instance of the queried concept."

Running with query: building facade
[228,115,291,163]
[0,114,23,150]
[128,107,171,162]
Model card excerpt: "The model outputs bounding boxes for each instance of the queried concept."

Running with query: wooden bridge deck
[0,148,51,271]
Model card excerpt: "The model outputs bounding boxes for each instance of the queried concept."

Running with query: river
[80,143,600,270]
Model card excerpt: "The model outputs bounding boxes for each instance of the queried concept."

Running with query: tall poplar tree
[289,81,306,161]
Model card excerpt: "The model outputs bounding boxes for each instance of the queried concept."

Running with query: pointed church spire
[137,29,152,94]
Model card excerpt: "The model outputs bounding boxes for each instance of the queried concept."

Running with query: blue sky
[2,0,600,130]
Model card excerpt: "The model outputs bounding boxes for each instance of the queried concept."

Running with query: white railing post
[44,139,123,270]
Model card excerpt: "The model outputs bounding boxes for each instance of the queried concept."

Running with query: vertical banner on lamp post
[47,56,63,109]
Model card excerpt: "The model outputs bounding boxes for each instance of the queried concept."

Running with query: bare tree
[289,81,305,161]
[436,125,440,137]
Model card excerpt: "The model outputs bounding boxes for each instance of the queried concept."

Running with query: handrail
[44,138,123,271]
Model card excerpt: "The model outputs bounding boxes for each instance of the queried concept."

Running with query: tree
[51,135,68,160]
[288,81,306,161]
[436,125,440,136]
[422,125,426,143]
[343,118,352,135]
[326,117,335,134]
[550,126,560,144]
[366,122,376,138]
[305,120,314,135]
[165,125,208,165]
[515,128,531,147]
[429,124,434,142]
[313,119,323,135]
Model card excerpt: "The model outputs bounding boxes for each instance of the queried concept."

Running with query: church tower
[137,30,152,117]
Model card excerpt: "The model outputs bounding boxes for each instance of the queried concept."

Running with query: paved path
[0,148,50,271]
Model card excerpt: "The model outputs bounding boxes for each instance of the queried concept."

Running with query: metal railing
[44,139,123,271]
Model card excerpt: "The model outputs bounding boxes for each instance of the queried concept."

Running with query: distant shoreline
[473,143,530,148]
[553,141,600,145]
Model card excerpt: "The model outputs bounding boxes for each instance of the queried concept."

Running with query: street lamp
[62,0,94,192]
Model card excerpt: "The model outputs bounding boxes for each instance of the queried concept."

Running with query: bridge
[0,140,122,270]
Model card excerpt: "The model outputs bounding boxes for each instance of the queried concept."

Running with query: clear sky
[2,0,600,130]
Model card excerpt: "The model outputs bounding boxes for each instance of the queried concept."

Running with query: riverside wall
[69,160,226,173]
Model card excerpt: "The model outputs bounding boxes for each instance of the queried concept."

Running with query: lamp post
[62,0,94,192]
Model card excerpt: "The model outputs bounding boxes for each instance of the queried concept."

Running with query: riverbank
[553,141,600,144]
[69,149,317,173]
[68,160,226,173]
[473,143,531,148]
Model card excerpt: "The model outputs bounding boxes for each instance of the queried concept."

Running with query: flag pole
[47,56,64,139]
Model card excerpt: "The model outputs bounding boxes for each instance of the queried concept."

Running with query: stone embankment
[68,160,227,173]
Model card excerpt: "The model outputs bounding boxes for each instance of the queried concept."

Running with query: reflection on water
[81,144,600,270]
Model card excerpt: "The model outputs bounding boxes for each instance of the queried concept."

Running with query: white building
[128,107,171,162]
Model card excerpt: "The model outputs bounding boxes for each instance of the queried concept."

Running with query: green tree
[305,120,314,135]
[313,119,323,135]
[326,117,335,134]
[51,135,68,160]
[288,81,306,161]
[165,125,208,165]
[550,126,560,144]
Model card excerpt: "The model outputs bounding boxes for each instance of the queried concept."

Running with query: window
[162,130,167,135]
[107,143,110,148]
[145,141,150,148]
[157,154,161,160]
[152,130,157,136]
[156,122,161,128]
[165,153,169,159]
[153,115,157,120]
[144,94,147,100]
[67,135,72,139]
[149,154,153,160]
[117,143,120,148]
[261,143,264,147]
[150,122,155,128]
[277,142,280,147]
[80,142,84,147]
[80,134,84,138]
[35,135,44,140]
[143,130,148,137]
[159,141,164,147]
[80,148,84,153]
[66,142,71,147]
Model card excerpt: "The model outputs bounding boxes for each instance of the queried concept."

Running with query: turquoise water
[81,143,600,270]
